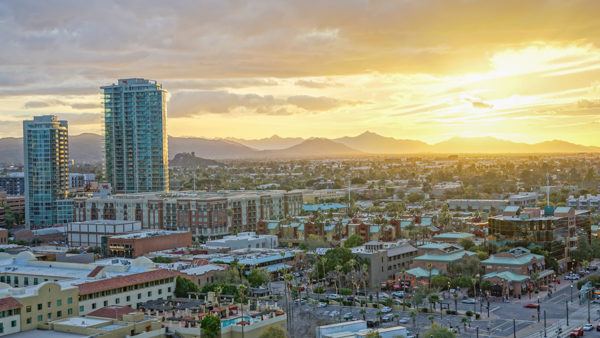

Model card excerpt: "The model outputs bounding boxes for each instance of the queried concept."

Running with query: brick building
[107,230,192,258]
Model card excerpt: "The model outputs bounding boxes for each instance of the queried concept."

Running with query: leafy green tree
[151,256,173,263]
[259,326,287,338]
[458,238,475,251]
[424,324,456,338]
[200,314,221,338]
[344,234,365,248]
[247,268,269,287]
[175,276,200,298]
[430,275,451,290]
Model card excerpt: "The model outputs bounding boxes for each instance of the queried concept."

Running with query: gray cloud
[169,90,354,117]
[23,99,101,110]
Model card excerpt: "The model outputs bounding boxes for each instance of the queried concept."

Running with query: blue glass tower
[23,115,70,227]
[102,78,169,193]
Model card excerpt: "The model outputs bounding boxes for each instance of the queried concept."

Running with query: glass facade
[23,115,70,227]
[102,78,169,193]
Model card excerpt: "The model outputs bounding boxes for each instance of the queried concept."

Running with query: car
[382,314,394,322]
[392,291,406,298]
[329,310,340,317]
[398,317,410,324]
[596,322,600,331]
[346,296,355,302]
[327,293,341,300]
[343,312,353,320]
[294,298,306,305]
[583,323,594,331]
[565,273,581,280]
[381,306,392,313]
[318,302,327,308]
[461,298,476,304]
[592,299,600,304]
[524,303,540,309]
[570,327,584,337]
[590,265,599,271]
[379,292,391,299]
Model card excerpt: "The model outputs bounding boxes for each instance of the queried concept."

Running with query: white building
[316,320,409,338]
[205,232,279,250]
[67,220,142,247]
[567,194,600,210]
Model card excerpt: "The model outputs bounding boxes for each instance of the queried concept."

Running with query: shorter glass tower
[23,115,70,227]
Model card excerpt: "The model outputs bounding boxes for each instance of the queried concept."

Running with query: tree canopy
[259,326,287,338]
[175,276,200,298]
[200,314,221,338]
[344,234,365,248]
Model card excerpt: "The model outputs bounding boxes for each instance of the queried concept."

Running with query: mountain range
[0,131,598,164]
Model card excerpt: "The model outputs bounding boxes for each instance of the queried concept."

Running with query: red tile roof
[87,265,105,278]
[87,305,136,319]
[0,297,21,311]
[77,269,178,295]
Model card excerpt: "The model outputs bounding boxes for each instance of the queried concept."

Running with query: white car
[462,298,476,304]
[382,314,394,322]
[398,317,410,324]
[318,302,327,308]
[327,293,341,300]
[329,310,340,318]
[583,323,594,331]
[381,306,392,313]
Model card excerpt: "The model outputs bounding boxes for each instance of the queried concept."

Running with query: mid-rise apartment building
[73,190,303,240]
[352,240,418,289]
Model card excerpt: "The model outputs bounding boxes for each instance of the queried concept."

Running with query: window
[37,304,42,310]
[103,300,108,307]
[79,305,84,312]
[168,287,172,293]
[68,308,73,315]
[158,289,162,295]
[26,306,31,313]
[147,291,152,297]
[126,295,131,302]
[26,317,31,324]
[57,299,62,307]
[34,278,38,285]
[47,302,51,308]
[57,311,62,318]
[137,293,141,299]
[0,323,3,333]
[47,313,51,320]
[115,298,120,304]
[67,297,73,304]
[92,303,97,309]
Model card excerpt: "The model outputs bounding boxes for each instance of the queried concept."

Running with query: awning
[536,269,554,279]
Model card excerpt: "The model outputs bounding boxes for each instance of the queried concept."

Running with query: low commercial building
[352,240,418,289]
[205,232,278,250]
[67,220,142,248]
[432,232,475,244]
[316,320,409,338]
[0,251,177,332]
[107,230,192,258]
[482,247,553,297]
[410,243,476,274]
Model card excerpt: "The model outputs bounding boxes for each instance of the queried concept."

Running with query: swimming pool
[221,316,253,328]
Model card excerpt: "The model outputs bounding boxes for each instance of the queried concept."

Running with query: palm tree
[409,310,417,328]
[214,286,223,307]
[238,284,248,338]
[283,273,293,332]
[461,316,469,331]
[393,313,400,326]
[428,314,435,326]
[360,308,367,321]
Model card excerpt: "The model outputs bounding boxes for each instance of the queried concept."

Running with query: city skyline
[1,1,600,146]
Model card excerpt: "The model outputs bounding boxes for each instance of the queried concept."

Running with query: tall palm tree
[283,273,293,332]
[238,284,248,338]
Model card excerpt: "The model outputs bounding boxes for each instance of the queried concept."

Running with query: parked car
[382,314,394,322]
[343,312,353,320]
[398,317,410,324]
[462,298,476,304]
[565,273,581,280]
[327,293,341,300]
[596,322,600,331]
[329,310,340,318]
[392,291,406,298]
[570,327,584,337]
[378,292,391,299]
[583,323,594,331]
[524,303,540,309]
[318,302,327,308]
[381,306,393,313]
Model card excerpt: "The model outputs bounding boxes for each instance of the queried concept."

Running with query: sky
[2,0,600,145]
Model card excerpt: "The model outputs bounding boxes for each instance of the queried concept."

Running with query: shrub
[445,310,457,315]
[465,310,473,317]
[420,307,429,313]
[340,288,352,295]
[475,313,481,319]
[313,286,325,294]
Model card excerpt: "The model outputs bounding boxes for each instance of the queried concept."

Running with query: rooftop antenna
[347,179,351,217]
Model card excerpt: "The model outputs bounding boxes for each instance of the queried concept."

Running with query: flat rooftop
[55,316,111,327]
[110,230,188,239]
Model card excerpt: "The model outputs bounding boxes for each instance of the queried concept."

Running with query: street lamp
[570,283,574,302]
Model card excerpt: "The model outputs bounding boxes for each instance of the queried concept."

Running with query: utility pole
[487,299,490,317]
[588,290,591,323]
[543,310,547,338]
[566,299,569,326]
[476,326,479,338]
[513,319,516,338]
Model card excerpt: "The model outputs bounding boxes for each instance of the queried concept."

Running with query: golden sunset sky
[1,0,600,144]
